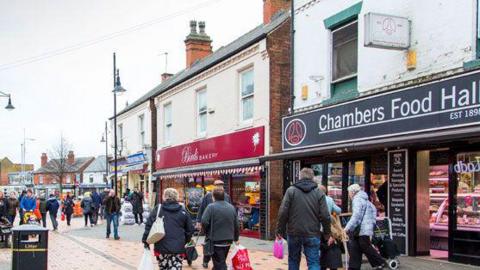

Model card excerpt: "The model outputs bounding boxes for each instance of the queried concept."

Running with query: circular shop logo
[285,119,307,146]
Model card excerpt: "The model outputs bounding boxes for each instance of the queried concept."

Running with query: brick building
[33,151,94,196]
[113,0,291,239]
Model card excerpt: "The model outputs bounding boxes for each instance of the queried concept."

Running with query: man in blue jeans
[276,168,333,270]
[104,190,121,240]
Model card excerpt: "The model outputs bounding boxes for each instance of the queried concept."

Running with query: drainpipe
[290,0,295,114]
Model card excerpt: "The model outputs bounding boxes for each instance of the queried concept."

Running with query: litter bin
[12,225,48,270]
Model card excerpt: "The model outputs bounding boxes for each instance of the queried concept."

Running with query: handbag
[185,235,199,262]
[146,205,165,244]
[203,210,215,256]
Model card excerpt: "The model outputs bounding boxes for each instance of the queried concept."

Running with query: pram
[372,217,400,269]
[0,217,13,248]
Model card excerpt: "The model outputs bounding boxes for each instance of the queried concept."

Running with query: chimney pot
[198,21,206,35]
[185,20,212,68]
[41,153,48,167]
[190,20,197,34]
[67,151,75,165]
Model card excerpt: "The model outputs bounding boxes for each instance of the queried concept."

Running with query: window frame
[239,68,254,124]
[118,124,124,149]
[196,89,208,137]
[163,103,173,146]
[331,20,358,83]
[138,114,145,147]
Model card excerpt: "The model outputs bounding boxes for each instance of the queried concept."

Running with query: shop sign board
[109,160,128,174]
[127,152,146,164]
[283,70,480,151]
[364,13,410,50]
[388,149,408,255]
[156,126,264,170]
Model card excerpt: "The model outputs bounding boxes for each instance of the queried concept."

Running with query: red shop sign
[156,126,264,170]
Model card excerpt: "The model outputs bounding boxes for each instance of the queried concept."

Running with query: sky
[0,0,263,169]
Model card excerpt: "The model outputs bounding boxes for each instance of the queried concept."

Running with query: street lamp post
[21,129,35,186]
[0,91,15,111]
[112,53,127,195]
[100,121,109,187]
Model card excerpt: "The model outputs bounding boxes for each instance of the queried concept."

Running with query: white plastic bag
[137,248,154,270]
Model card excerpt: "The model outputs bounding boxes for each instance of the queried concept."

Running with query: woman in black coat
[131,189,144,224]
[62,194,74,226]
[142,188,194,270]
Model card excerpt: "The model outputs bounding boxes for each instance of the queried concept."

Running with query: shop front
[125,152,149,194]
[155,127,267,239]
[109,158,128,197]
[274,70,480,265]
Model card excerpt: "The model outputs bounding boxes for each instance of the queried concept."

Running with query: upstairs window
[197,90,207,137]
[332,21,358,82]
[118,124,124,150]
[240,69,254,122]
[163,103,172,145]
[138,114,145,146]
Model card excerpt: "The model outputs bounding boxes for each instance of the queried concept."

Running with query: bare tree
[48,135,73,194]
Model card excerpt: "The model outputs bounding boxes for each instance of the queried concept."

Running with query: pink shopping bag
[273,239,284,259]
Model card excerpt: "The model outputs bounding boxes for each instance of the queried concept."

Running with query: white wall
[294,0,477,110]
[112,101,152,156]
[82,172,105,184]
[156,40,271,154]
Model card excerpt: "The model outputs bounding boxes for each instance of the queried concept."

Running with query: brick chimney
[67,151,75,165]
[263,0,290,24]
[41,153,48,167]
[185,20,212,68]
[161,73,173,82]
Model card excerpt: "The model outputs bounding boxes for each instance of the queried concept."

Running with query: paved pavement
[0,216,477,269]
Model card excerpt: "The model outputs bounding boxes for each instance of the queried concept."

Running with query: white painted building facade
[293,0,478,110]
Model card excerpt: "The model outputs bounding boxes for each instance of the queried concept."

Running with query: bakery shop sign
[454,160,480,173]
[156,126,264,170]
[283,70,480,150]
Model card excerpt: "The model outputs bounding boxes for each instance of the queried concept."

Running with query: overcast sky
[0,0,264,168]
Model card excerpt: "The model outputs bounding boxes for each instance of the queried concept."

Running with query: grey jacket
[197,192,231,222]
[345,191,377,236]
[201,201,239,243]
[276,179,331,239]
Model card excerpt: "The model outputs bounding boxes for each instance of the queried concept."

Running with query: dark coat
[100,191,109,205]
[81,197,94,214]
[197,192,231,222]
[104,196,121,215]
[276,179,332,239]
[131,191,144,214]
[142,201,194,254]
[201,201,239,243]
[39,198,47,214]
[91,192,102,209]
[46,197,60,216]
[63,197,74,215]
[7,197,18,216]
[0,197,9,218]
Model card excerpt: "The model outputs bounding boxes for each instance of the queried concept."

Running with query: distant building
[33,151,94,196]
[80,155,109,194]
[0,157,34,186]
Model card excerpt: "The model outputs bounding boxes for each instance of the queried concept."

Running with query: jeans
[49,212,58,230]
[212,246,230,270]
[134,213,143,224]
[84,213,93,226]
[287,235,321,270]
[66,213,72,225]
[106,213,119,238]
[41,213,47,228]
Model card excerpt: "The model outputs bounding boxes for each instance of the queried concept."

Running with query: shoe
[106,234,110,239]
[202,263,208,269]
[91,224,94,227]
[114,236,120,240]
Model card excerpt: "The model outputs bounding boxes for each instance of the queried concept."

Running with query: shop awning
[261,125,480,162]
[154,158,262,179]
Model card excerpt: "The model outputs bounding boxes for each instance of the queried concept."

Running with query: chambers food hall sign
[283,70,480,150]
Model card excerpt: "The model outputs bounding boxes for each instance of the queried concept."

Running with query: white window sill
[236,120,254,130]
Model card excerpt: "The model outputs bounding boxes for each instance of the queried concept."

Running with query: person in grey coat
[201,187,239,270]
[276,168,333,270]
[345,184,385,270]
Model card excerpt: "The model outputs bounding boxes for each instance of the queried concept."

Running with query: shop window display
[328,163,343,208]
[231,174,261,238]
[454,153,480,232]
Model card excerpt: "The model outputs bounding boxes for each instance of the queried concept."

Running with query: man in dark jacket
[38,195,48,228]
[202,187,239,270]
[46,194,60,230]
[142,188,194,268]
[100,188,109,220]
[131,188,144,225]
[91,191,102,225]
[276,168,332,270]
[196,180,232,268]
[0,191,9,220]
[104,190,121,240]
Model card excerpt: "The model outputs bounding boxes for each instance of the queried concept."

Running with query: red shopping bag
[61,212,65,221]
[230,244,253,270]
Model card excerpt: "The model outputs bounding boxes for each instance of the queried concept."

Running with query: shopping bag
[146,205,165,244]
[185,241,198,261]
[137,248,154,270]
[273,239,284,259]
[230,244,253,270]
[61,212,65,221]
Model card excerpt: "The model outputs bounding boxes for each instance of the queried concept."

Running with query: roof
[34,156,94,174]
[113,11,290,119]
[84,155,107,173]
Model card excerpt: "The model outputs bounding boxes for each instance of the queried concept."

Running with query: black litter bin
[12,225,48,270]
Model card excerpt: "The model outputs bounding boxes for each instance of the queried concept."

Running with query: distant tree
[48,135,72,195]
